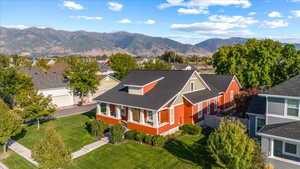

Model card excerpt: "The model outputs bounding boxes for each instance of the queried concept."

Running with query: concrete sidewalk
[7,139,38,166]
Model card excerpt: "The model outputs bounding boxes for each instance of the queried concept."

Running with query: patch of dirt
[0,152,11,160]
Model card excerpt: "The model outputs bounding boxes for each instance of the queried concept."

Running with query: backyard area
[0,110,215,169]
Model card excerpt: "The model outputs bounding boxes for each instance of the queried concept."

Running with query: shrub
[124,130,137,140]
[135,132,146,143]
[144,135,153,145]
[179,124,202,135]
[88,119,109,138]
[152,135,167,147]
[110,124,126,144]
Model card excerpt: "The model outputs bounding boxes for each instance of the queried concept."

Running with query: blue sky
[1,0,300,44]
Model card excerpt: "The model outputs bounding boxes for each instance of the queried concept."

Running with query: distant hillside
[0,27,211,57]
[195,37,248,53]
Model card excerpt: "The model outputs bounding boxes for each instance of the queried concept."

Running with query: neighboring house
[94,70,241,135]
[21,68,76,108]
[172,63,197,71]
[247,75,300,169]
[96,63,115,76]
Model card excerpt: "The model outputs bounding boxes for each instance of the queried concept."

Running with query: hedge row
[125,130,167,147]
[179,124,202,135]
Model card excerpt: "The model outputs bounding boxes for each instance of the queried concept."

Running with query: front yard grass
[13,110,96,152]
[2,132,214,169]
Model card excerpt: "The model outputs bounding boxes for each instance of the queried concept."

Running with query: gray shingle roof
[94,70,195,110]
[200,74,234,93]
[183,88,219,104]
[20,68,68,90]
[263,75,300,97]
[259,121,300,140]
[247,95,266,115]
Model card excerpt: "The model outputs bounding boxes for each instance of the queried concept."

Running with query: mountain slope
[195,37,248,53]
[0,27,211,57]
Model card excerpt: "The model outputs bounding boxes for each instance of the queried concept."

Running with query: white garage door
[52,95,74,108]
[38,88,75,108]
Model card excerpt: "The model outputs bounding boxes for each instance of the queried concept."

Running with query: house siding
[96,115,121,124]
[248,114,257,138]
[268,97,285,116]
[267,116,298,125]
[223,79,240,109]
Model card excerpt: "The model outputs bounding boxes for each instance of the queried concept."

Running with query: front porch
[96,103,169,135]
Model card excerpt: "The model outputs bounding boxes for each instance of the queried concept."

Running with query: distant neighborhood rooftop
[262,75,300,98]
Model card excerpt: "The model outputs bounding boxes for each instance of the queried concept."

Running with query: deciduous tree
[64,57,100,104]
[109,53,138,79]
[0,99,22,152]
[143,60,171,70]
[32,124,72,169]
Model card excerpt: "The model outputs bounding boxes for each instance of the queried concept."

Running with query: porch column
[96,103,101,115]
[128,108,133,122]
[116,106,121,119]
[140,110,145,125]
[106,104,111,116]
[269,138,274,157]
[153,111,159,128]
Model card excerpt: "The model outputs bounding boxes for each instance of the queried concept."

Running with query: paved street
[54,104,97,118]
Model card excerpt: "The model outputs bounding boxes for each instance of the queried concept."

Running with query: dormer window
[124,77,164,95]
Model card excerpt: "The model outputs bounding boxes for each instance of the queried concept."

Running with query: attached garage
[39,88,75,108]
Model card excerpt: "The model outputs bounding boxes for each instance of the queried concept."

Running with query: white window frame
[230,90,234,103]
[214,97,218,112]
[190,81,195,92]
[283,141,298,157]
[100,103,107,114]
[198,102,203,119]
[286,99,300,118]
[170,107,175,124]
[207,100,210,115]
[120,106,126,117]
[255,117,265,134]
[147,111,153,122]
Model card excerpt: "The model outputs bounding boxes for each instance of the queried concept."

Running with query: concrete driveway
[54,104,97,118]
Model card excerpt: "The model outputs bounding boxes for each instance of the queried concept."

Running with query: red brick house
[94,70,241,135]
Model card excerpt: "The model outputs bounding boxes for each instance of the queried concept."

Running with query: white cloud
[263,20,288,28]
[70,16,103,20]
[107,2,123,11]
[118,19,131,24]
[144,19,156,24]
[268,11,282,18]
[63,1,84,10]
[248,12,256,16]
[177,8,208,14]
[291,10,300,17]
[158,0,251,9]
[209,15,258,25]
[3,25,28,29]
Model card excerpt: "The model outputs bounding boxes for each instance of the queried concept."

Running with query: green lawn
[1,134,215,169]
[13,110,96,152]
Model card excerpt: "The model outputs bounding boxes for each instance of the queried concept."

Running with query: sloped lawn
[1,133,214,169]
[13,110,96,152]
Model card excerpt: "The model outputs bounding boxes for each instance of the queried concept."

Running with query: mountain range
[0,27,299,57]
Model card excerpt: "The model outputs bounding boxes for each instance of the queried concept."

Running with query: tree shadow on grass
[11,129,27,141]
[82,108,96,119]
[164,128,216,169]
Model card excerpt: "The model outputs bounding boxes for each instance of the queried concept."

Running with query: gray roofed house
[201,74,236,93]
[246,75,300,169]
[172,63,196,71]
[94,70,241,135]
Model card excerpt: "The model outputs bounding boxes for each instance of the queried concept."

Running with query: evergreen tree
[0,99,22,152]
[109,53,138,80]
[207,119,259,169]
[32,124,72,169]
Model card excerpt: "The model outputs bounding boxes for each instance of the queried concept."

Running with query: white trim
[190,81,195,92]
[269,156,300,166]
[214,97,218,112]
[96,100,156,112]
[207,100,210,115]
[147,111,153,122]
[246,112,266,119]
[258,133,300,144]
[259,93,300,100]
[267,114,300,121]
[195,71,211,91]
[123,77,165,88]
[255,117,266,136]
[170,107,175,124]
[198,102,203,119]
[223,75,242,93]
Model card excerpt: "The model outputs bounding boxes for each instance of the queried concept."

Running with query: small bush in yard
[152,135,167,147]
[110,124,126,144]
[125,130,137,140]
[144,135,153,145]
[88,119,109,138]
[135,132,146,143]
[179,124,202,135]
